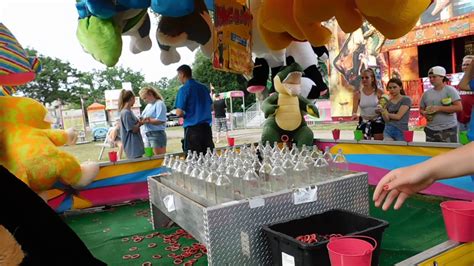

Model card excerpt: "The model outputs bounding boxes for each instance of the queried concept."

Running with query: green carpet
[64,202,207,266]
[369,188,448,266]
[64,189,449,266]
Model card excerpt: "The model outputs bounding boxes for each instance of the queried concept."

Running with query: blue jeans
[383,124,405,141]
[145,130,167,148]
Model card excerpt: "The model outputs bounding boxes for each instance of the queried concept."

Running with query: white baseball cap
[428,66,446,77]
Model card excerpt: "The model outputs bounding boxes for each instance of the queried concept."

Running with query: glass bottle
[269,161,287,192]
[183,161,194,191]
[293,160,310,187]
[242,168,261,198]
[258,157,273,194]
[216,172,233,204]
[282,157,295,189]
[195,167,209,198]
[232,165,245,200]
[205,169,218,205]
[332,148,349,174]
[313,154,329,182]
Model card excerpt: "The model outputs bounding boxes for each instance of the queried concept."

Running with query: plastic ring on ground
[142,262,152,266]
[165,246,173,251]
[281,135,289,142]
[194,253,203,258]
[122,255,132,260]
[173,259,183,264]
[122,237,130,242]
[130,254,140,259]
[148,243,157,248]
[152,254,162,259]
[182,246,190,251]
[167,253,176,258]
[146,233,154,238]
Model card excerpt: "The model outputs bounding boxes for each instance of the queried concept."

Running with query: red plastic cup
[403,131,414,142]
[108,151,118,162]
[227,137,235,147]
[332,129,340,140]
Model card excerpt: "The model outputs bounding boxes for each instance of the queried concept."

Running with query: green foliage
[192,51,255,112]
[17,49,78,104]
[147,77,180,111]
[16,49,146,109]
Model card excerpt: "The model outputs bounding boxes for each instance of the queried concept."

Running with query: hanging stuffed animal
[261,63,319,147]
[153,0,214,65]
[75,0,152,66]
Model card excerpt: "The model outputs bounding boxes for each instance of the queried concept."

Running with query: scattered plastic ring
[152,254,162,259]
[148,243,157,248]
[122,254,132,260]
[142,262,152,266]
[130,254,140,259]
[121,237,130,242]
[173,259,183,264]
[129,247,138,252]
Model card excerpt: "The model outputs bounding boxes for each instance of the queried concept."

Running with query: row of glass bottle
[161,142,350,205]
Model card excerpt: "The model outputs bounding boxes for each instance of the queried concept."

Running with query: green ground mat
[65,202,207,266]
[65,189,448,266]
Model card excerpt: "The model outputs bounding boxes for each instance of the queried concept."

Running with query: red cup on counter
[332,129,340,141]
[403,130,414,142]
[108,151,118,162]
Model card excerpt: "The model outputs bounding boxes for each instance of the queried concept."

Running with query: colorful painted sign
[213,0,252,75]
[382,13,473,52]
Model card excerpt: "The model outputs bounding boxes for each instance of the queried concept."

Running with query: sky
[1,0,196,82]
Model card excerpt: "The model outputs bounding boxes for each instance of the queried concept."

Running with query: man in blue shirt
[175,64,215,154]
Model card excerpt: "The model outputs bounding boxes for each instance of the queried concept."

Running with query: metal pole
[229,96,233,131]
[242,95,246,128]
[80,96,87,141]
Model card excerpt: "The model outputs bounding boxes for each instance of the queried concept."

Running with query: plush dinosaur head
[274,63,303,96]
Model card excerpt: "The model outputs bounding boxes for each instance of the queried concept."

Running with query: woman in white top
[351,68,385,140]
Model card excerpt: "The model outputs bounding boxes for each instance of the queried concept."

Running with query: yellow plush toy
[0,96,99,196]
[294,0,363,46]
[258,0,304,50]
[257,0,431,49]
[356,0,432,39]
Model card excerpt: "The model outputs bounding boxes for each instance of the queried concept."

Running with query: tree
[148,77,180,111]
[192,51,255,112]
[16,49,79,105]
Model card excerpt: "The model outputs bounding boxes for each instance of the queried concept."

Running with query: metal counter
[148,171,369,265]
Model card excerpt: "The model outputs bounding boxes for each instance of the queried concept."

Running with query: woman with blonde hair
[119,89,144,159]
[351,68,385,140]
[139,87,168,155]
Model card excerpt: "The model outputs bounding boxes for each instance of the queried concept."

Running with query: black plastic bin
[262,209,389,266]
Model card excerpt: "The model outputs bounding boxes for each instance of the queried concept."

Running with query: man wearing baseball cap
[420,66,462,142]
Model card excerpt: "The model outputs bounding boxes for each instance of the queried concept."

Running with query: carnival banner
[213,0,252,75]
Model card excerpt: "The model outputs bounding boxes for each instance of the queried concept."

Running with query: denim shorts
[383,124,405,141]
[145,130,167,148]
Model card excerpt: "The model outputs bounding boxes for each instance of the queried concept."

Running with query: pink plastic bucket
[327,235,376,266]
[440,200,474,242]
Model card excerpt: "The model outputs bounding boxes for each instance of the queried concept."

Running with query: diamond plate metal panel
[149,172,369,266]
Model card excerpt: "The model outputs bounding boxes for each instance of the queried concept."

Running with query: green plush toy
[261,63,319,147]
[76,16,122,67]
[76,9,152,67]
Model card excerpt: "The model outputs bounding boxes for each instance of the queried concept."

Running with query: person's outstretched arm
[373,142,474,210]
